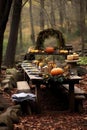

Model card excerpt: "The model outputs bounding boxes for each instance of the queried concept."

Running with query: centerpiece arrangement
[27,28,69,55]
[26,29,80,85]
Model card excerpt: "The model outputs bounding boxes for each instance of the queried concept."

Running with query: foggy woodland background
[0,0,87,68]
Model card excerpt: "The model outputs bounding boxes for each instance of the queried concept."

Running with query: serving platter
[65,59,79,63]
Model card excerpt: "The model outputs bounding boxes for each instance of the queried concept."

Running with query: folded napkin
[12,92,36,102]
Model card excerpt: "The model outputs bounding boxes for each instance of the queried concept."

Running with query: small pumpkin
[45,47,54,53]
[50,67,64,76]
[67,55,73,60]
[73,53,79,60]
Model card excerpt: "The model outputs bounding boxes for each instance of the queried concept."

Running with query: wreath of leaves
[35,28,65,50]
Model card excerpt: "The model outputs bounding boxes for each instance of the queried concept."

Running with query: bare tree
[40,0,45,30]
[29,0,35,44]
[56,0,66,28]
[4,0,22,67]
[19,18,23,48]
[79,0,86,55]
[0,0,13,72]
[50,0,56,28]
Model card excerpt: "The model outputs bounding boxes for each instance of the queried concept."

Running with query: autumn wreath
[35,28,65,50]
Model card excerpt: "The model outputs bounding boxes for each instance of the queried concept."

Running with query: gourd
[67,53,79,60]
[67,55,73,60]
[45,47,54,53]
[50,67,64,76]
[73,53,79,60]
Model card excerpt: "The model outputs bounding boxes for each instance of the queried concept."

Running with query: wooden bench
[16,81,40,114]
[62,84,85,112]
[17,81,30,93]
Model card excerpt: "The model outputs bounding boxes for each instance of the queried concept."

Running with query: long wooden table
[21,62,43,86]
[21,61,82,112]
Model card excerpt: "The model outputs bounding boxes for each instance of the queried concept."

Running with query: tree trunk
[50,0,56,28]
[56,0,66,28]
[71,0,80,30]
[19,18,23,48]
[40,0,45,30]
[29,0,35,45]
[79,0,86,55]
[71,0,86,55]
[0,0,12,72]
[4,0,22,67]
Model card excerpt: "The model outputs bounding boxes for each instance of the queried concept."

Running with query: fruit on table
[63,50,68,54]
[67,53,79,60]
[28,46,39,53]
[73,53,79,60]
[30,49,39,53]
[32,60,39,64]
[50,67,64,76]
[59,49,68,54]
[39,62,44,67]
[67,55,74,60]
[45,47,55,53]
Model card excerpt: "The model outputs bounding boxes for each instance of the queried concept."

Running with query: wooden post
[69,82,75,112]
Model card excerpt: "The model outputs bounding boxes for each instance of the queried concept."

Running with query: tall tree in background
[71,0,81,32]
[0,0,12,72]
[79,0,86,55]
[50,0,56,28]
[19,0,28,51]
[40,0,45,30]
[72,0,86,54]
[19,18,23,49]
[29,0,35,44]
[56,0,66,28]
[4,0,22,67]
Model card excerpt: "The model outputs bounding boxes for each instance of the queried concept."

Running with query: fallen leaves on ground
[14,111,87,130]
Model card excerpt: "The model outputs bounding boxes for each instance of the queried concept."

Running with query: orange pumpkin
[45,47,54,53]
[50,67,64,76]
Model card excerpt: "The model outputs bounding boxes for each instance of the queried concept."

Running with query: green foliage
[78,57,87,65]
[43,74,66,84]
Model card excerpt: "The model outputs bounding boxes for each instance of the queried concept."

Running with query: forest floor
[14,79,87,130]
[0,68,87,130]
[14,73,87,130]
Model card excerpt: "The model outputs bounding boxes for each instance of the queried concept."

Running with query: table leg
[69,83,75,112]
[24,72,30,83]
[24,71,26,80]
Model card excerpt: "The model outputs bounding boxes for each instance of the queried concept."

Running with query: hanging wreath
[35,28,65,50]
